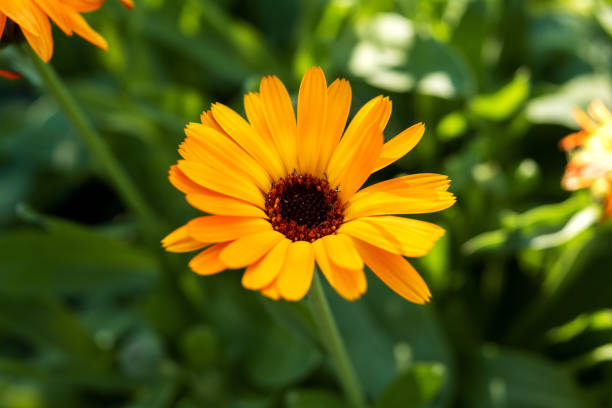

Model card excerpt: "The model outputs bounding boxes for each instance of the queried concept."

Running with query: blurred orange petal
[0,69,21,80]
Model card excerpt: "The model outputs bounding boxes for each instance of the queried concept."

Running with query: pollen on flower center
[265,173,344,242]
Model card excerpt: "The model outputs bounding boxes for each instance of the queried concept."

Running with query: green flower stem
[309,269,366,408]
[27,47,160,239]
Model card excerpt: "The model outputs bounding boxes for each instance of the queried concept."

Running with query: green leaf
[0,220,160,295]
[329,295,396,397]
[0,356,138,390]
[245,323,322,389]
[329,277,454,406]
[517,223,612,338]
[259,297,317,345]
[462,194,593,254]
[375,363,446,408]
[179,325,219,369]
[596,4,612,38]
[141,14,255,87]
[436,112,468,141]
[357,278,455,406]
[469,70,530,121]
[465,346,587,408]
[119,330,165,380]
[418,233,450,292]
[285,389,347,408]
[0,379,43,408]
[122,381,177,408]
[0,296,103,364]
[546,310,612,366]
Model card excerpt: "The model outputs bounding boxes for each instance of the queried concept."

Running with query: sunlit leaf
[469,70,530,121]
[526,75,612,128]
[349,13,475,97]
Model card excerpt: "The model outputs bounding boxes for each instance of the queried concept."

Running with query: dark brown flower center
[265,173,344,242]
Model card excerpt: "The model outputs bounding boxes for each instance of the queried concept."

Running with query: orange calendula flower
[560,100,612,219]
[0,0,132,63]
[163,67,456,303]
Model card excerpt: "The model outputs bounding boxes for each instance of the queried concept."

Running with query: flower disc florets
[265,173,344,242]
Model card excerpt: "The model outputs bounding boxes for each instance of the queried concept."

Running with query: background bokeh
[1,0,612,407]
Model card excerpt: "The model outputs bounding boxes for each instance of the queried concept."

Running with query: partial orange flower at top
[162,67,456,303]
[0,0,132,67]
[560,100,612,219]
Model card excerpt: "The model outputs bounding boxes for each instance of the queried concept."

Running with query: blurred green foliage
[1,0,612,407]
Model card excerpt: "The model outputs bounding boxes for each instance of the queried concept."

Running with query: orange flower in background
[560,100,612,219]
[162,67,456,303]
[0,69,20,79]
[0,0,132,69]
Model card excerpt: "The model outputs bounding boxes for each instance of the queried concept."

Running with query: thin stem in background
[309,269,367,408]
[26,47,161,240]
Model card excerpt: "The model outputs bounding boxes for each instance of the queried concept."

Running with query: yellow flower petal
[313,239,366,301]
[189,243,230,276]
[344,189,456,221]
[168,165,208,195]
[340,95,391,146]
[177,160,265,208]
[316,78,352,175]
[338,220,402,255]
[364,216,446,249]
[320,234,363,270]
[161,224,208,253]
[332,121,383,201]
[588,99,612,124]
[187,215,271,243]
[297,66,327,175]
[260,280,281,300]
[61,0,105,13]
[573,107,597,132]
[374,123,425,172]
[20,12,53,62]
[183,123,271,192]
[242,239,290,290]
[0,13,6,41]
[260,75,298,173]
[200,110,227,135]
[345,174,455,221]
[604,188,612,220]
[326,97,388,192]
[353,239,431,304]
[211,103,286,180]
[33,0,72,34]
[62,9,108,50]
[0,0,45,38]
[244,92,275,147]
[276,241,315,301]
[219,230,285,269]
[186,192,267,218]
[340,217,445,257]
[356,173,451,196]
